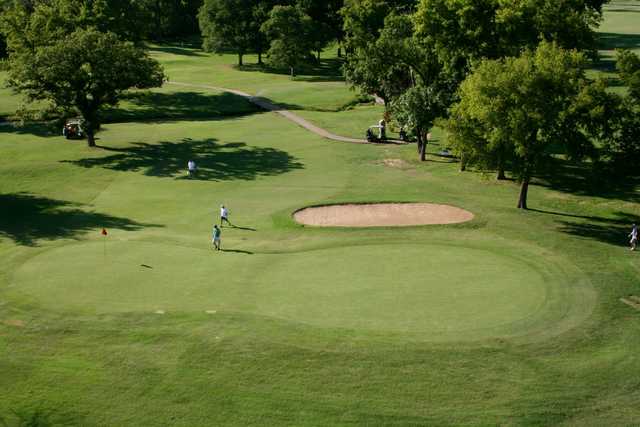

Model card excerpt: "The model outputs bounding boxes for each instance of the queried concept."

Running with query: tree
[261,5,314,77]
[448,42,595,209]
[297,0,344,60]
[344,10,453,160]
[0,0,154,45]
[199,0,265,66]
[599,50,640,172]
[342,2,420,103]
[414,0,608,78]
[142,0,202,40]
[376,14,452,160]
[6,28,165,147]
[392,84,450,161]
[617,49,640,102]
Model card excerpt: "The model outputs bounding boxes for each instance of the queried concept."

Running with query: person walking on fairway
[212,225,221,251]
[187,160,197,177]
[220,205,231,227]
[630,224,638,251]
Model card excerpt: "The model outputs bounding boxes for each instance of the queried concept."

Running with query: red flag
[101,228,108,236]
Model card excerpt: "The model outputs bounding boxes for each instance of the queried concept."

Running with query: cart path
[2,83,398,144]
[167,81,368,144]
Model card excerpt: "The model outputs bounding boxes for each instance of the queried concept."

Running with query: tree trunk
[517,178,529,209]
[238,53,243,66]
[290,66,294,79]
[496,151,506,179]
[416,131,426,161]
[86,122,96,148]
[317,50,321,61]
[258,52,263,65]
[459,153,467,171]
[337,46,342,57]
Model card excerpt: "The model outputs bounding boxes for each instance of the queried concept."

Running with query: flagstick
[101,229,108,261]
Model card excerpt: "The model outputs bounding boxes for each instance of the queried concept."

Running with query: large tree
[142,0,202,40]
[392,84,450,161]
[414,0,609,77]
[617,49,640,102]
[377,13,452,159]
[6,28,164,147]
[199,0,266,66]
[261,5,314,77]
[600,50,640,172]
[342,1,419,103]
[448,42,597,209]
[297,0,344,59]
[1,0,154,45]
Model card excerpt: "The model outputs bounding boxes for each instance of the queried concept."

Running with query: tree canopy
[199,0,269,66]
[6,28,164,146]
[261,5,315,77]
[414,0,608,76]
[1,0,203,45]
[447,42,601,209]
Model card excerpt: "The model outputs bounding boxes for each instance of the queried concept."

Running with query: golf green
[12,240,592,341]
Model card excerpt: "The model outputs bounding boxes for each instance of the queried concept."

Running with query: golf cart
[366,124,386,143]
[62,118,85,140]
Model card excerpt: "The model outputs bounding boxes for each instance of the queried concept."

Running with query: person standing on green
[212,225,221,251]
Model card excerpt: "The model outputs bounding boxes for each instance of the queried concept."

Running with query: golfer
[212,225,221,251]
[220,205,231,227]
[187,160,197,177]
[378,119,386,140]
[630,224,638,251]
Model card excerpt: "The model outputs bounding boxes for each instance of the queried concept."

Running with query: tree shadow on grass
[547,210,640,247]
[148,45,205,57]
[63,138,304,181]
[536,159,640,204]
[598,32,640,51]
[0,122,59,137]
[0,193,162,246]
[102,91,259,123]
[236,58,344,82]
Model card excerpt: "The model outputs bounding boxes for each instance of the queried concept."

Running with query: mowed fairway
[2,3,640,425]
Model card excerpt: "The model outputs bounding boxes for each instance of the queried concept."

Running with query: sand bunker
[294,203,474,227]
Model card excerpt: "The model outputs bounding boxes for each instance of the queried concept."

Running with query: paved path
[168,81,367,144]
[3,83,402,145]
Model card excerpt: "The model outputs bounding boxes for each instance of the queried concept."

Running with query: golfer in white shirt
[220,205,231,227]
[187,160,197,177]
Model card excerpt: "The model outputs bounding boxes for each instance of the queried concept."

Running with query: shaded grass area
[235,57,345,83]
[64,138,303,181]
[102,89,259,123]
[0,193,161,246]
[598,31,640,51]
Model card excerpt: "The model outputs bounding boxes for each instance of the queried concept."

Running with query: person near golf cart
[366,118,387,143]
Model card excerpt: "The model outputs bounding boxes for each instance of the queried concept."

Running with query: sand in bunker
[294,203,474,227]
